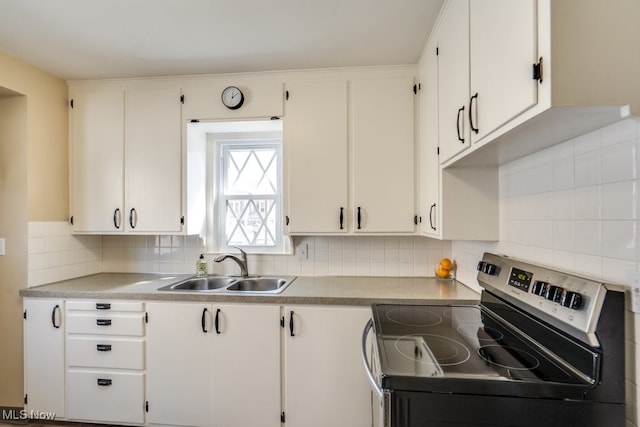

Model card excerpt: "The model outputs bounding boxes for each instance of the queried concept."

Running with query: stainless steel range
[362,252,625,427]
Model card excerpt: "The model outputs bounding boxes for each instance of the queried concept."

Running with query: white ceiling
[0,0,444,81]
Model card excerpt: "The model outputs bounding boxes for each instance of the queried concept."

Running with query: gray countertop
[19,273,480,306]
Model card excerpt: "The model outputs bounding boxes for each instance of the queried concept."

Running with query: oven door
[362,319,391,427]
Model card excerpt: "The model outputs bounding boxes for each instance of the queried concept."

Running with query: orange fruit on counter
[436,267,450,278]
[439,258,453,270]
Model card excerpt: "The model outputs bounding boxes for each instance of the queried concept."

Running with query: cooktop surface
[372,304,592,397]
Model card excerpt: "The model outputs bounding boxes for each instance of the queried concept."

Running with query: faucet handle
[230,246,247,260]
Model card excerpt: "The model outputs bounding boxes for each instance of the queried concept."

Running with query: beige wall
[0,50,68,221]
[0,51,68,406]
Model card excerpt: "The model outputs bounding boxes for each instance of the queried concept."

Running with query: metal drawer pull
[97,378,112,386]
[96,319,112,326]
[96,344,112,352]
[96,303,111,310]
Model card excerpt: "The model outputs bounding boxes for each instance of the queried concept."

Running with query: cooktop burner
[395,334,471,366]
[386,307,442,327]
[477,345,540,370]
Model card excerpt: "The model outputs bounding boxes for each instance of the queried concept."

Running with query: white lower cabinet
[67,370,145,424]
[284,305,372,427]
[65,300,146,424]
[25,298,373,427]
[146,302,281,427]
[23,298,65,419]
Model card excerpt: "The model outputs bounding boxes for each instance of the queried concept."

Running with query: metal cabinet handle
[129,208,137,229]
[339,207,344,230]
[97,378,112,386]
[357,207,362,230]
[96,344,112,352]
[456,106,465,143]
[51,305,61,329]
[201,308,208,333]
[429,203,437,231]
[469,93,479,134]
[289,311,295,337]
[96,319,111,326]
[113,208,121,229]
[96,303,111,310]
[215,308,221,334]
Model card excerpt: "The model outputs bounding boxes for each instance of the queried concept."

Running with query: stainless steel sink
[158,275,296,294]
[226,277,292,293]
[159,276,236,292]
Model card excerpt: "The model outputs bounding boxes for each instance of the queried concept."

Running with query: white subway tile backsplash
[574,150,602,187]
[27,222,102,287]
[602,181,638,220]
[602,140,637,184]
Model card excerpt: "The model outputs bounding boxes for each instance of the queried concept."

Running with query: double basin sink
[158,275,296,294]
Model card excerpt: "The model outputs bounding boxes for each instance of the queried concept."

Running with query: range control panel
[476,253,608,346]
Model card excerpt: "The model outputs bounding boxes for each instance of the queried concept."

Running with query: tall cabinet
[70,86,183,234]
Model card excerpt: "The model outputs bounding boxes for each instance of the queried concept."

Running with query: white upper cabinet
[352,77,415,233]
[182,81,283,120]
[418,39,441,238]
[285,81,348,233]
[468,0,538,143]
[70,86,183,234]
[125,87,183,233]
[436,0,470,163]
[70,89,125,233]
[442,0,640,166]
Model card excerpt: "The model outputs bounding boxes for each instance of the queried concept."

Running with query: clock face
[221,86,244,110]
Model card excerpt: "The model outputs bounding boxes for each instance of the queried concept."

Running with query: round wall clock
[221,86,244,110]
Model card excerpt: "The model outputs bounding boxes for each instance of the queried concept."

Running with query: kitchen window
[201,120,288,254]
[217,140,282,250]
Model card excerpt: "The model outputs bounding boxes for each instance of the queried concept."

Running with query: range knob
[531,280,548,296]
[477,261,499,276]
[545,285,564,303]
[560,291,583,310]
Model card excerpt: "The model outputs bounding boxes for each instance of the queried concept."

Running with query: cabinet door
[419,39,441,238]
[284,306,372,427]
[146,302,212,427]
[23,299,65,418]
[352,77,415,233]
[70,89,125,232]
[437,0,470,163]
[125,87,183,233]
[211,304,281,427]
[285,81,348,233]
[469,0,538,143]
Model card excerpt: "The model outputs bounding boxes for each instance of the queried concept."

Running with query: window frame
[207,130,286,254]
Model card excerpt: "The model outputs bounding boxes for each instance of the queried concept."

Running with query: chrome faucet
[214,247,249,278]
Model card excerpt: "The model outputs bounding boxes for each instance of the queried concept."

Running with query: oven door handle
[361,319,383,399]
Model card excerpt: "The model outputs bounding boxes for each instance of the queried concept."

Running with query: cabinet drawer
[66,312,145,336]
[66,300,144,312]
[67,370,144,424]
[66,337,144,369]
